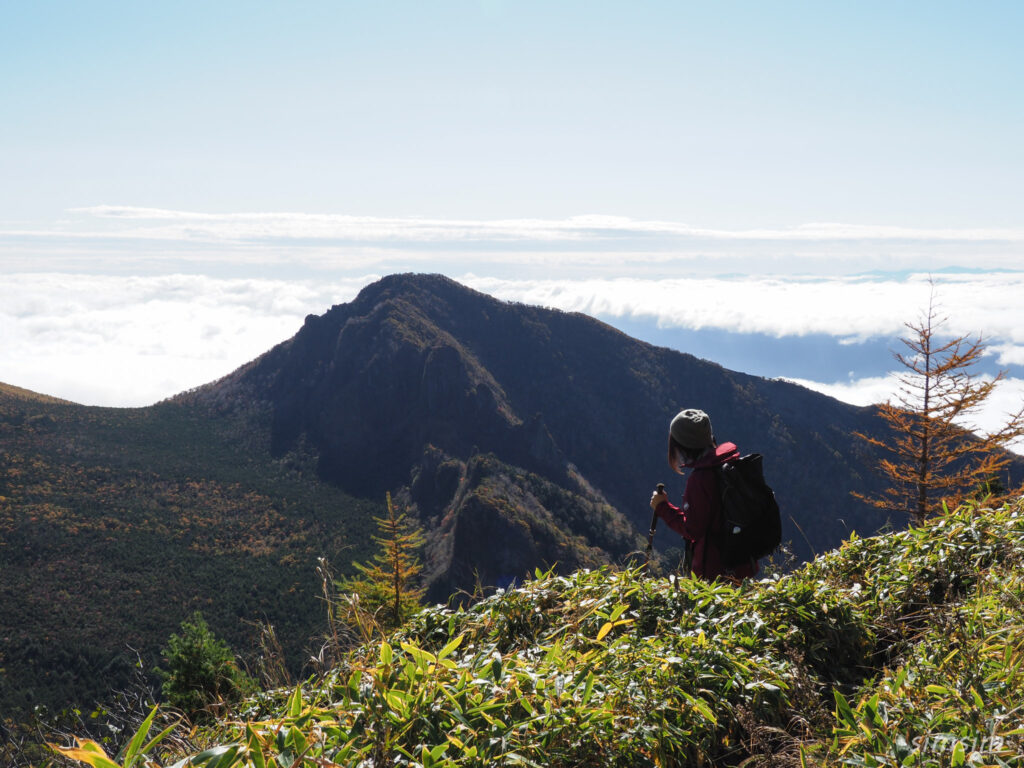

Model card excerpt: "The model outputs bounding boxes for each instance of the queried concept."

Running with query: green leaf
[118,705,157,765]
[861,694,883,728]
[207,746,244,768]
[951,740,966,767]
[430,743,448,761]
[387,689,412,715]
[892,666,908,690]
[970,687,985,709]
[246,725,267,768]
[437,633,465,661]
[581,672,595,705]
[401,641,436,667]
[167,745,243,768]
[833,689,857,729]
[287,725,309,757]
[288,685,303,718]
[691,697,717,724]
[348,669,362,699]
[138,720,182,764]
[380,641,393,666]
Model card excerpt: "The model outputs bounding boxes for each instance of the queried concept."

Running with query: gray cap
[669,408,713,450]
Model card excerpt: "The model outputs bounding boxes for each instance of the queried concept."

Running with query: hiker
[649,408,759,580]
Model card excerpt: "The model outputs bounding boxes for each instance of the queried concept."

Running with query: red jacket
[655,442,759,580]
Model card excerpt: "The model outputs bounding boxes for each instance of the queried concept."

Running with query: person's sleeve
[654,500,688,538]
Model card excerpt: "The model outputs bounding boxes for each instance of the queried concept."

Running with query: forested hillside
[0,383,377,714]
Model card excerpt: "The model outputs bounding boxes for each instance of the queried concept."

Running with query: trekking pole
[645,483,665,571]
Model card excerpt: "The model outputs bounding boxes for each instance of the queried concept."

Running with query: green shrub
[156,612,253,721]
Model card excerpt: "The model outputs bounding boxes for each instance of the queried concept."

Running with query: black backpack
[712,453,781,569]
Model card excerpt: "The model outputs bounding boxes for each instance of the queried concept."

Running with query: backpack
[712,453,781,569]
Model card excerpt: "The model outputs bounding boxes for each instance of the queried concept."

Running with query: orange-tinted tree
[337,492,426,630]
[856,285,1024,522]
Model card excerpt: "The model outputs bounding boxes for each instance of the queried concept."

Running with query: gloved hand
[650,488,668,510]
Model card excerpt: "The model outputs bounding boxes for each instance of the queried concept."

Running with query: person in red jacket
[649,408,758,581]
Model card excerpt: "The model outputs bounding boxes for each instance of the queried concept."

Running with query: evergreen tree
[337,492,426,630]
[855,284,1024,522]
[156,611,252,720]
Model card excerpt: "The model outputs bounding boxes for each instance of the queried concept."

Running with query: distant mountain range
[4,273,1013,715]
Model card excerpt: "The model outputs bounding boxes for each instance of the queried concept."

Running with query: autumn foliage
[336,492,427,632]
[856,286,1024,521]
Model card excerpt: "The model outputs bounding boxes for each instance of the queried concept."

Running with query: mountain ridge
[181,273,901,561]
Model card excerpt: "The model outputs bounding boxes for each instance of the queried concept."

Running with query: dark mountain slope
[185,277,646,599]
[188,274,907,578]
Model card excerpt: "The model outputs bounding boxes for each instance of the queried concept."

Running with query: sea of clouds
[2,208,1021,448]
[2,272,1021,446]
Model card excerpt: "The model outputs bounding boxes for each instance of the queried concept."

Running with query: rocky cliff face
[211,280,566,497]
[188,273,910,593]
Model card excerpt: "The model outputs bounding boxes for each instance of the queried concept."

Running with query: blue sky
[1,2,1022,443]
[4,1,1022,225]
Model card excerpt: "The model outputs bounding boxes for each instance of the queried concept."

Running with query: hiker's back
[713,453,782,572]
[650,408,779,581]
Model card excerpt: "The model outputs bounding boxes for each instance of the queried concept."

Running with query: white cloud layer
[3,272,1022,430]
[66,206,1024,244]
[3,207,1023,275]
[461,273,1024,348]
[0,274,373,406]
[787,374,1024,452]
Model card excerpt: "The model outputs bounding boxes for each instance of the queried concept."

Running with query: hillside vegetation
[0,388,379,714]
[51,499,1024,767]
